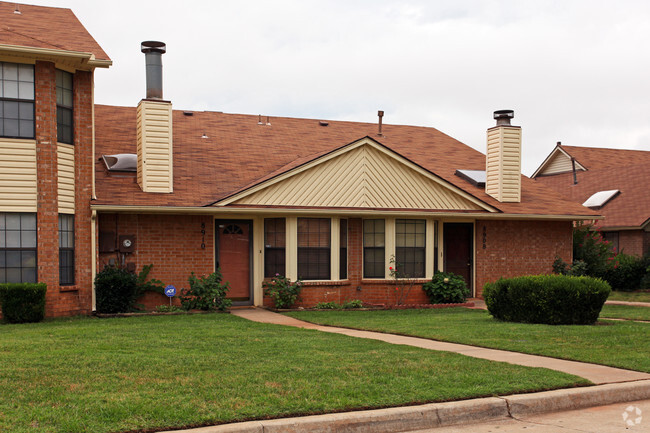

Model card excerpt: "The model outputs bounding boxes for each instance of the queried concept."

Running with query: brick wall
[619,230,645,256]
[97,213,214,310]
[35,61,60,316]
[30,63,96,317]
[475,220,573,297]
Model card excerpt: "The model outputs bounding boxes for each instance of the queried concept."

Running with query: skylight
[582,190,620,208]
[455,170,486,187]
[102,154,137,172]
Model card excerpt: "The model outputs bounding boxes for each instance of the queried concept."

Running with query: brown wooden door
[443,223,473,294]
[216,221,252,304]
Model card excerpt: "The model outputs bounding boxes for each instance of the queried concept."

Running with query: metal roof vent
[102,154,137,172]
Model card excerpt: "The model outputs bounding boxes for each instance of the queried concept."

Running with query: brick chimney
[137,41,173,193]
[485,110,522,203]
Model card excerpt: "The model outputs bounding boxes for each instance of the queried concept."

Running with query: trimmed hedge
[483,275,610,325]
[0,283,47,323]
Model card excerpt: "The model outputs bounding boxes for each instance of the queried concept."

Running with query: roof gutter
[90,204,602,221]
[0,44,112,68]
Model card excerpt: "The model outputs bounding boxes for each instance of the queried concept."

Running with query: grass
[600,304,650,321]
[286,308,650,373]
[0,314,587,433]
[608,290,650,303]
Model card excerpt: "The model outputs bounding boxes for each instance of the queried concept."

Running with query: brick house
[532,143,650,256]
[1,2,598,316]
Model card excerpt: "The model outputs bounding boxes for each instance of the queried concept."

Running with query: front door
[215,220,252,305]
[443,223,473,295]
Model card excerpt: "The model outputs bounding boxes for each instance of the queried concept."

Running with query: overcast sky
[36,0,650,175]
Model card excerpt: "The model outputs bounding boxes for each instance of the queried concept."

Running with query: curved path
[231,308,650,385]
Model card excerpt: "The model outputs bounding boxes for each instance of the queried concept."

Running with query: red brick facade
[92,216,575,310]
[475,220,573,297]
[30,62,96,317]
[97,213,215,310]
[618,230,647,257]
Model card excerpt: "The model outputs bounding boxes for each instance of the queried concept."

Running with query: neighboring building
[533,143,650,256]
[1,2,598,316]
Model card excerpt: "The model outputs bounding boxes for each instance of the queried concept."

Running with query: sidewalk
[231,308,650,384]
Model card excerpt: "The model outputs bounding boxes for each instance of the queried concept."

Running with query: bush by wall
[422,272,470,304]
[483,275,610,325]
[180,270,231,311]
[263,274,302,309]
[95,266,138,314]
[0,283,47,323]
[604,253,649,292]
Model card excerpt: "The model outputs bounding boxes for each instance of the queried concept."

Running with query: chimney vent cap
[141,41,166,54]
[493,109,514,126]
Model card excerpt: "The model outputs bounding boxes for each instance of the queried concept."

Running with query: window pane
[4,119,18,137]
[19,102,34,120]
[21,230,36,248]
[3,80,18,99]
[22,250,36,267]
[18,82,34,100]
[22,267,37,284]
[340,219,347,280]
[18,64,34,82]
[3,63,18,80]
[4,101,18,119]
[264,218,286,277]
[6,250,20,267]
[297,218,330,280]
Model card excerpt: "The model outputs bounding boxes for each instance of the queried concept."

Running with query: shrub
[604,253,647,291]
[95,266,138,314]
[572,224,616,278]
[314,301,341,309]
[0,283,47,323]
[263,274,302,309]
[342,299,363,309]
[483,274,610,325]
[180,270,231,311]
[155,304,183,313]
[422,272,470,304]
[136,264,165,296]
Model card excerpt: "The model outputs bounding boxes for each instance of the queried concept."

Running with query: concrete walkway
[606,300,650,307]
[231,308,650,385]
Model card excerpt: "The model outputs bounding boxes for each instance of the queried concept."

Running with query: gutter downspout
[91,210,97,311]
[91,73,97,200]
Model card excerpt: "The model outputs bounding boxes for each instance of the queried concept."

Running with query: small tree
[389,255,417,305]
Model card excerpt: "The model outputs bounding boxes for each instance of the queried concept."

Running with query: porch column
[286,217,297,281]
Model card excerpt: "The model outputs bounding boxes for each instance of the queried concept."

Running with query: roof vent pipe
[493,109,514,126]
[377,110,384,136]
[141,41,166,100]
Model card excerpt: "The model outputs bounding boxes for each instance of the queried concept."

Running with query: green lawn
[0,314,587,433]
[286,308,650,373]
[600,304,650,321]
[608,291,650,303]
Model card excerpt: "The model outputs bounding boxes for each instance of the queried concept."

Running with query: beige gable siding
[0,138,37,212]
[137,100,173,193]
[486,126,521,203]
[233,144,483,210]
[57,143,75,214]
[540,152,575,175]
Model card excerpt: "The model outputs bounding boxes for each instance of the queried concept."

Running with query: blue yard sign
[165,285,176,297]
